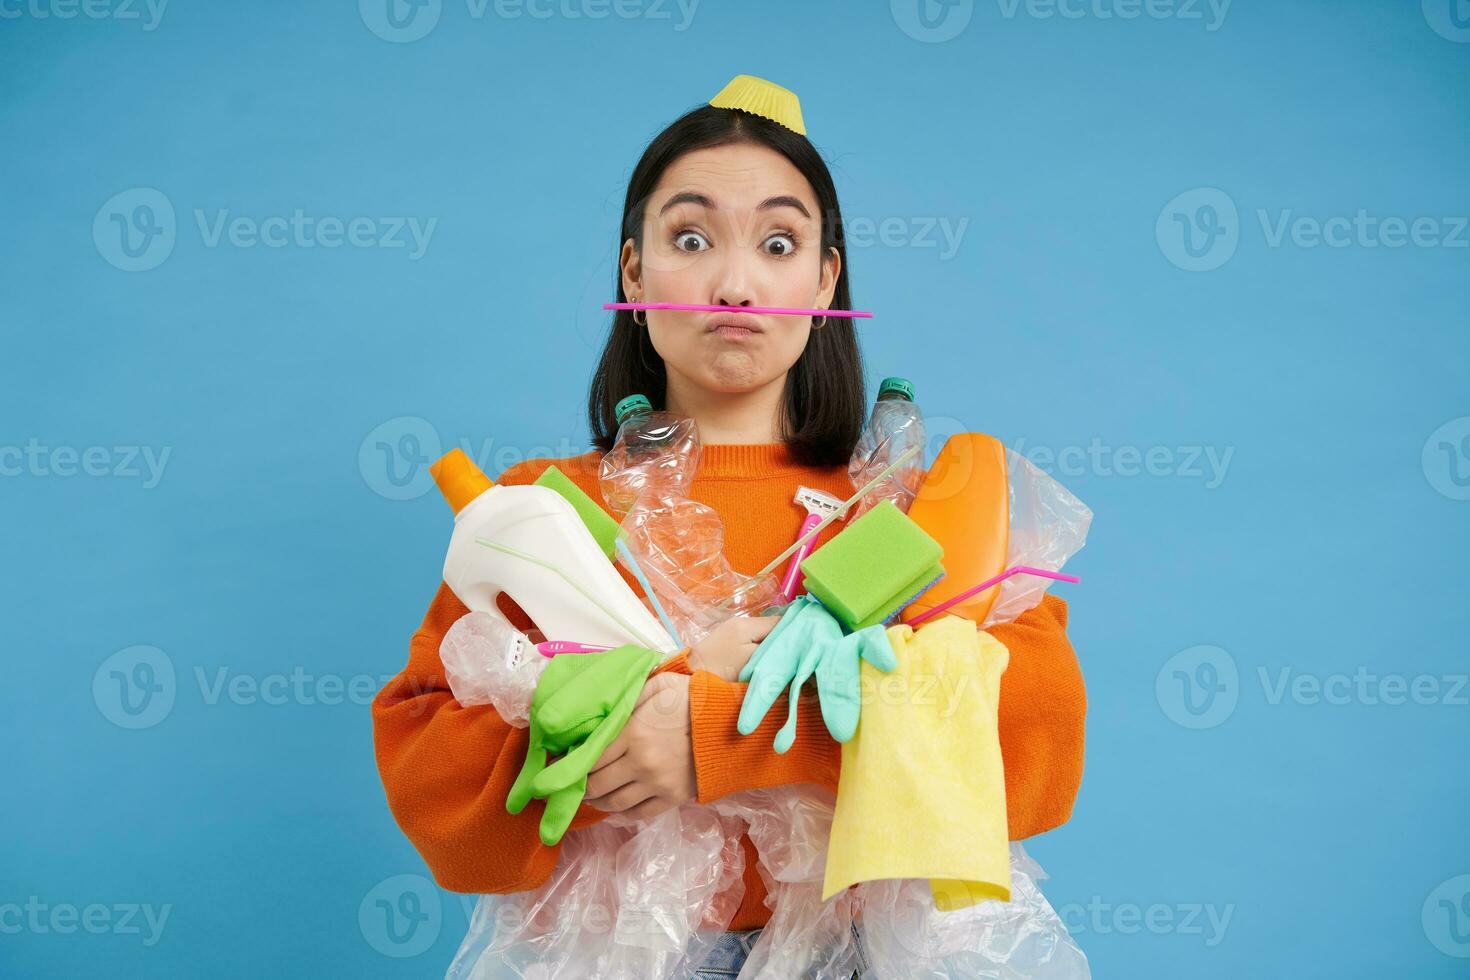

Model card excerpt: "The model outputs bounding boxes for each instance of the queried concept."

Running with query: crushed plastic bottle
[598,395,700,514]
[600,395,781,648]
[848,376,928,521]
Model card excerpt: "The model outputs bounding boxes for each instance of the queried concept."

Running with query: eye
[763,232,797,256]
[674,230,710,253]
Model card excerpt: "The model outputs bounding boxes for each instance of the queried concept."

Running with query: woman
[372,75,1086,978]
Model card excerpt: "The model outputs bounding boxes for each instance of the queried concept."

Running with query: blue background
[3,0,1467,976]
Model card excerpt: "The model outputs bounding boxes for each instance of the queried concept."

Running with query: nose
[711,219,759,309]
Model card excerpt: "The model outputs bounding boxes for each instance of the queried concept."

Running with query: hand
[506,644,661,846]
[688,614,780,683]
[584,672,696,822]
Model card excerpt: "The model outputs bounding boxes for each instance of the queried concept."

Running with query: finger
[588,728,629,774]
[585,781,655,811]
[624,795,675,823]
[744,616,780,644]
[586,753,636,800]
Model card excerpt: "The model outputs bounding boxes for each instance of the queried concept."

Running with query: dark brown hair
[586,105,866,468]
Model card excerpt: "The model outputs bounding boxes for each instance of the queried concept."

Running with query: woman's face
[621,142,840,393]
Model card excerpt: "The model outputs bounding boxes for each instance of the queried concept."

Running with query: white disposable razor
[780,486,847,602]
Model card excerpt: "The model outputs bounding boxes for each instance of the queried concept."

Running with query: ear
[816,245,841,310]
[620,239,642,300]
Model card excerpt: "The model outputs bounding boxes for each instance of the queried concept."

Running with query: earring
[812,311,827,330]
[630,297,647,327]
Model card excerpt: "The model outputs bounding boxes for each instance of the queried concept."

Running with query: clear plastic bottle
[598,395,700,516]
[848,376,927,520]
[600,395,780,646]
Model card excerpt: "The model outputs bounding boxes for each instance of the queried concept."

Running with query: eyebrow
[658,192,811,219]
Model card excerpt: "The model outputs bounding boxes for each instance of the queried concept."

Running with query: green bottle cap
[877,377,914,401]
[614,394,653,424]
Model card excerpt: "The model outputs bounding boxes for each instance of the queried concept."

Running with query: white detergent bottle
[431,449,677,654]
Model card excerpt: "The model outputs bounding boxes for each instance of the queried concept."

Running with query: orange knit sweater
[372,442,1086,932]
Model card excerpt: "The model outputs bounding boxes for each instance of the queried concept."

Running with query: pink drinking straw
[604,302,872,319]
[903,566,1081,628]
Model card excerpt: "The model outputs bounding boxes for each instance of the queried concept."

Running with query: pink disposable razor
[779,487,846,602]
[536,641,614,658]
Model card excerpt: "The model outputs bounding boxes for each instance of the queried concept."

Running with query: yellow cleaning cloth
[821,614,1011,910]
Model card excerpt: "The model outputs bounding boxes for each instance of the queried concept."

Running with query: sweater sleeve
[687,593,1085,840]
[988,593,1086,838]
[688,670,843,804]
[369,460,693,894]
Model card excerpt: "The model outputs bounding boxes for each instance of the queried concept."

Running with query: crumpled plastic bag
[446,785,1088,979]
[440,611,547,728]
[446,804,748,979]
[985,449,1092,628]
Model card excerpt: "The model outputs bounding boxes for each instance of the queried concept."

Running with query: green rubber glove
[736,595,842,752]
[505,651,607,822]
[505,644,662,846]
[815,624,898,743]
[529,645,660,797]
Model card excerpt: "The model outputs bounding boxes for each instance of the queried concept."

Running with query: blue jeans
[692,927,761,978]
[693,920,869,978]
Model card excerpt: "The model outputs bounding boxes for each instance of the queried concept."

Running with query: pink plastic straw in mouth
[604,302,873,319]
[903,566,1081,628]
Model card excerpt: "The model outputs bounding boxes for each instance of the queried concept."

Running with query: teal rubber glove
[815,624,897,743]
[505,644,661,845]
[736,595,841,753]
[737,596,899,752]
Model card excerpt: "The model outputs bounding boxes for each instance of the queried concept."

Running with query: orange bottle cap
[430,448,493,514]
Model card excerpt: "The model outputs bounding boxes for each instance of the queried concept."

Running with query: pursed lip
[705,315,764,334]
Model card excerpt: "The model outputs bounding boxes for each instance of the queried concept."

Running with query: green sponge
[534,465,621,560]
[799,499,945,631]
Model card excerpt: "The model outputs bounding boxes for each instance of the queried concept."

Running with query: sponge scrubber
[799,499,945,631]
[534,465,621,560]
